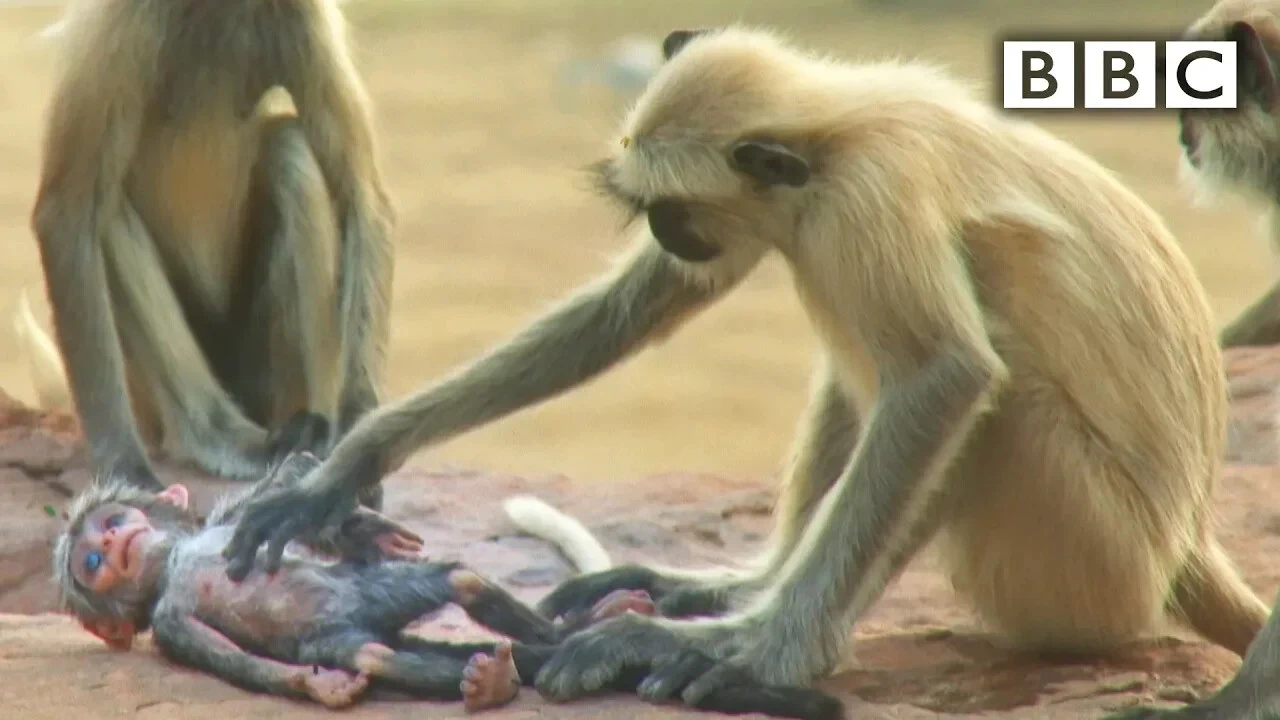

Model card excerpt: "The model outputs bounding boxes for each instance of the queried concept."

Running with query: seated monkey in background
[30,0,395,496]
[53,454,845,719]
[220,25,1267,709]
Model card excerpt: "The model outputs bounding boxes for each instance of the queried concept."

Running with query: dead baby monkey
[52,454,844,718]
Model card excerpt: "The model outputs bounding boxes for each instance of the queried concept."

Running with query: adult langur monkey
[1106,2,1280,719]
[29,0,394,500]
[222,26,1267,705]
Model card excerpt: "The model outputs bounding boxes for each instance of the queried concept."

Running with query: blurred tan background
[0,0,1269,483]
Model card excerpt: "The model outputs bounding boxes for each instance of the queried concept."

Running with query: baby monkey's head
[593,26,821,266]
[51,479,200,650]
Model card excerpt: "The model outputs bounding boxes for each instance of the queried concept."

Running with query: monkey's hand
[537,611,822,707]
[1099,709,1198,719]
[222,477,361,581]
[534,613,692,701]
[323,508,424,563]
[295,667,370,709]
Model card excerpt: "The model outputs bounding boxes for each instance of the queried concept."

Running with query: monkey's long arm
[346,241,713,471]
[149,608,319,701]
[224,241,725,577]
[29,6,165,490]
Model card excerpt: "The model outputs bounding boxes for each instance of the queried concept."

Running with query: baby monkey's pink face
[71,484,188,594]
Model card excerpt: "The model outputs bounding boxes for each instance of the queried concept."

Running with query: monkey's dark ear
[731,141,810,188]
[1229,21,1278,108]
[662,29,709,60]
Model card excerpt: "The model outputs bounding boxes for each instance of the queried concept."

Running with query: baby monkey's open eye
[104,513,124,528]
[84,550,103,574]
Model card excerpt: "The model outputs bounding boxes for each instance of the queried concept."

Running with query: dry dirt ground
[4,1,1280,718]
[0,0,1275,483]
[1,347,1279,719]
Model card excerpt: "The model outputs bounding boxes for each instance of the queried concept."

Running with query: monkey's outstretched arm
[536,241,1010,699]
[29,5,165,490]
[150,608,365,705]
[224,240,732,579]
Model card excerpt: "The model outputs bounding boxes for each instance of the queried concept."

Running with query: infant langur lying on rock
[51,453,844,718]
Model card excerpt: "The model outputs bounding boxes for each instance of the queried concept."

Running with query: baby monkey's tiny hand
[333,508,425,562]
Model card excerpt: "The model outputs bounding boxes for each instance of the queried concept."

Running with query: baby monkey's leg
[298,630,496,704]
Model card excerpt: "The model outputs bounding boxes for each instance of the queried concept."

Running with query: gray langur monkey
[220,25,1268,707]
[1105,1,1280,718]
[29,0,394,498]
[1181,0,1280,350]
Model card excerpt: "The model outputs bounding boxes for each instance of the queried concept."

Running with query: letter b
[1003,41,1075,109]
[1084,41,1155,109]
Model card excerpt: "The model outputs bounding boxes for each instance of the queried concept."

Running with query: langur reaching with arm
[1105,2,1280,718]
[222,25,1266,708]
[52,453,843,719]
[30,0,394,495]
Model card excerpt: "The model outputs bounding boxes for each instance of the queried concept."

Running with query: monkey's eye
[83,550,103,574]
[104,513,125,529]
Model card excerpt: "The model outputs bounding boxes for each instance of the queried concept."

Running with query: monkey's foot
[461,641,520,712]
[300,667,370,708]
[534,613,694,701]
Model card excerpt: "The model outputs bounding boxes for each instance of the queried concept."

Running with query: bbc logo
[1001,39,1238,110]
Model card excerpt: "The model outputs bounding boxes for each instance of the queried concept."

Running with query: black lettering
[1102,50,1138,99]
[1022,50,1057,99]
[1177,50,1224,100]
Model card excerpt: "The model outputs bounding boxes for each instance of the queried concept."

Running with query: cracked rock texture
[2,348,1280,718]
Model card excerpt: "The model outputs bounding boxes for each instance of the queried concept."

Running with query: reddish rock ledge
[2,348,1279,719]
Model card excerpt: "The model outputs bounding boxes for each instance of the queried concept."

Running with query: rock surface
[2,349,1280,719]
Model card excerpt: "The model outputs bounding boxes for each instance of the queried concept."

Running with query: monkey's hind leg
[102,202,273,481]
[297,629,488,704]
[1220,282,1280,348]
[1167,537,1269,657]
[938,395,1196,656]
[233,87,343,459]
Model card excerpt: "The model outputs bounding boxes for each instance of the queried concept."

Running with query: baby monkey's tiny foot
[303,667,369,708]
[590,589,656,622]
[461,640,520,712]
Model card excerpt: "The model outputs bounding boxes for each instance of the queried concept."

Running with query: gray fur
[29,0,394,488]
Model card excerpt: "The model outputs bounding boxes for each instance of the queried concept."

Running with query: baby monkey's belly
[191,560,352,645]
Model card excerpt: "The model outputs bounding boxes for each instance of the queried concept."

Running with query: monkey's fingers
[263,520,303,574]
[637,649,710,702]
[1098,710,1174,720]
[679,657,746,707]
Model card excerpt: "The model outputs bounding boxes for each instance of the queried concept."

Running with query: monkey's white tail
[13,289,71,410]
[503,494,612,574]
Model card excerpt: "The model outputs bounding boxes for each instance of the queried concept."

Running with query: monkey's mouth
[1179,115,1201,166]
[118,527,148,573]
[648,201,722,263]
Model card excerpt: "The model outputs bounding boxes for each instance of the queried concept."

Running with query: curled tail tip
[254,85,299,122]
[502,493,549,519]
[502,493,612,574]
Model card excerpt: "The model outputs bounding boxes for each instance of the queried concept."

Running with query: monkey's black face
[647,200,721,263]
